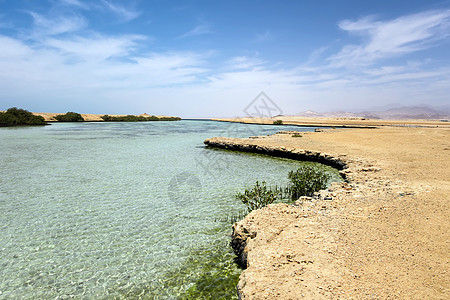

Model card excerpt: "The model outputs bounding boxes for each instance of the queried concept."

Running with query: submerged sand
[207,118,449,299]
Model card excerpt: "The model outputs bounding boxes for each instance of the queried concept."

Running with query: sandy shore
[206,119,449,299]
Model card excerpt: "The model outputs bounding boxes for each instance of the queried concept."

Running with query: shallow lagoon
[0,121,341,298]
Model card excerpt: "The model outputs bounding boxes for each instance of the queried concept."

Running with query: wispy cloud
[100,0,141,22]
[226,56,265,70]
[179,20,212,38]
[329,10,450,67]
[254,30,271,43]
[44,34,146,62]
[59,0,90,10]
[27,12,87,37]
[0,13,13,28]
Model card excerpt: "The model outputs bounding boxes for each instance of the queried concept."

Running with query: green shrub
[0,112,18,125]
[159,116,181,121]
[287,166,330,199]
[235,181,280,212]
[123,115,139,122]
[292,133,302,137]
[55,112,84,122]
[273,120,283,125]
[0,107,46,126]
[101,115,112,121]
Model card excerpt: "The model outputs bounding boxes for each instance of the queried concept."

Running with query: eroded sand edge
[206,122,449,299]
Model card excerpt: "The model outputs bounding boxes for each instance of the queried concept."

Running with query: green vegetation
[287,165,330,199]
[54,112,84,122]
[235,181,281,212]
[110,237,241,299]
[0,107,46,126]
[292,133,302,137]
[101,115,181,122]
[236,165,331,212]
[273,119,283,125]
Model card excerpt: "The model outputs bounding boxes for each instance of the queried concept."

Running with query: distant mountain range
[294,105,450,120]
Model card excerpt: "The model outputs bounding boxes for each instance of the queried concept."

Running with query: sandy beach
[206,118,449,299]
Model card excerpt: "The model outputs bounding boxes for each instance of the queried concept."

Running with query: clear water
[0,121,341,299]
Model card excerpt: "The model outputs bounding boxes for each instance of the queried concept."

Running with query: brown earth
[206,119,449,299]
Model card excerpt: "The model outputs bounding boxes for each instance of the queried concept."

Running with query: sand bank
[33,112,175,122]
[206,122,449,299]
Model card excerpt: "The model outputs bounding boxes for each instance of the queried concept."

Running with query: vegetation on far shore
[236,165,330,212]
[0,107,46,127]
[101,115,181,122]
[273,120,283,125]
[54,112,84,122]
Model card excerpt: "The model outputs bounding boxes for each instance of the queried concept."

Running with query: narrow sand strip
[32,112,175,122]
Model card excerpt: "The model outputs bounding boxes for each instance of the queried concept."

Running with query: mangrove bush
[0,107,46,126]
[55,112,84,122]
[235,165,332,213]
[287,165,330,199]
[235,181,280,212]
[101,115,181,122]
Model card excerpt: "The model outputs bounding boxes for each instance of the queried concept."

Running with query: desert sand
[206,117,449,299]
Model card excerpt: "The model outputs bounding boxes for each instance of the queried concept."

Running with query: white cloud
[329,10,450,67]
[59,0,89,9]
[100,0,141,22]
[226,56,265,70]
[44,34,145,61]
[0,35,33,58]
[0,34,209,93]
[28,12,87,36]
[179,21,212,38]
[1,26,449,116]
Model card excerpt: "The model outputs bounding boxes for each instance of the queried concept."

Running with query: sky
[0,0,449,117]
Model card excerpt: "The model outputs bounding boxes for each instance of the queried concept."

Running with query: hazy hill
[295,105,449,120]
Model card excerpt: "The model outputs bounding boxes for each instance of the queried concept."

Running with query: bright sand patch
[207,119,449,299]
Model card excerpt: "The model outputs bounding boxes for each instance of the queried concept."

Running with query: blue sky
[0,0,449,117]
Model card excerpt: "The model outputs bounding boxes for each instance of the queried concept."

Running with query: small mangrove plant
[235,165,330,212]
[235,181,281,212]
[287,165,330,199]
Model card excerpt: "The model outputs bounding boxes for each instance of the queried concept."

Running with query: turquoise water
[0,121,340,299]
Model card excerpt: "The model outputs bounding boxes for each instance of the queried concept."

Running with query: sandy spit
[33,112,175,122]
[206,118,449,299]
